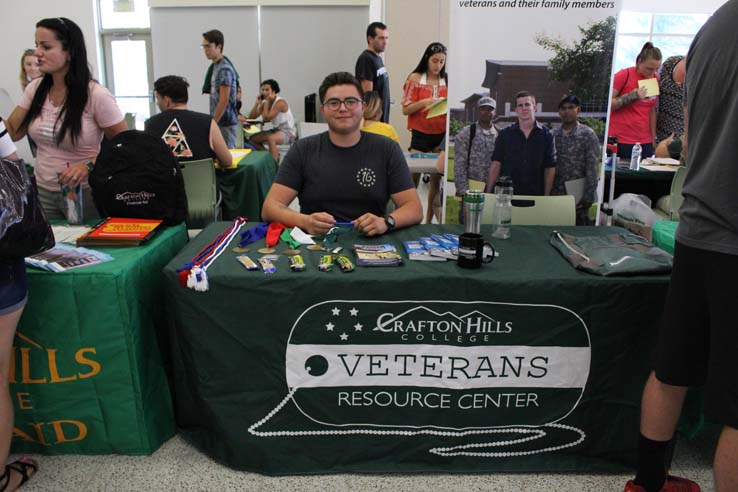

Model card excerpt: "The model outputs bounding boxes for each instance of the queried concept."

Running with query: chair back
[668,166,686,221]
[481,194,576,226]
[296,122,328,139]
[179,158,220,228]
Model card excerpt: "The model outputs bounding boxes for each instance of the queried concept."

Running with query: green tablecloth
[217,151,277,222]
[653,220,678,254]
[11,224,188,455]
[163,224,670,474]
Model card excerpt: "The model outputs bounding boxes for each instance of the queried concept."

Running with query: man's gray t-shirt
[275,132,414,221]
[677,0,738,256]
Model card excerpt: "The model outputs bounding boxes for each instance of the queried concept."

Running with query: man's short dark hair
[366,22,387,39]
[154,75,189,104]
[318,72,363,104]
[515,90,535,102]
[203,29,224,49]
[261,79,280,94]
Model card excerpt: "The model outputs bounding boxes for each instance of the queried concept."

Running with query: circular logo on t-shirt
[356,168,377,188]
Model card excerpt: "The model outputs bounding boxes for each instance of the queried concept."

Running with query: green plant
[449,118,467,138]
[535,16,616,106]
[580,117,606,140]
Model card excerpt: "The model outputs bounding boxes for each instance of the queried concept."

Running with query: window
[98,0,153,129]
[614,12,709,72]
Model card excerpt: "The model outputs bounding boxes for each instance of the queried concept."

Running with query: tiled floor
[12,425,719,491]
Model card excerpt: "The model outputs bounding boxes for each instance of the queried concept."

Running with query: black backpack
[89,130,187,225]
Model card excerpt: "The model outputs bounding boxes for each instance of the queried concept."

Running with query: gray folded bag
[550,230,672,276]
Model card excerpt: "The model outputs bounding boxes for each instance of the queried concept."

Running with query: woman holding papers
[4,17,127,220]
[402,42,448,223]
[401,42,448,153]
[608,42,662,160]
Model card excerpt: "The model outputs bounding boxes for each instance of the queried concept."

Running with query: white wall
[151,3,368,123]
[150,6,260,116]
[0,0,99,162]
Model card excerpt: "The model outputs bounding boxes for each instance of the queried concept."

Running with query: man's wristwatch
[384,214,396,232]
[85,161,95,173]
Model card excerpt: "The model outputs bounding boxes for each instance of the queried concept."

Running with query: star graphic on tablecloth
[326,322,335,331]
[340,332,349,341]
[349,307,359,316]
[354,323,363,332]
[331,307,341,316]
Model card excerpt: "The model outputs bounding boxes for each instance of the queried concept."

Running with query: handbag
[0,159,55,258]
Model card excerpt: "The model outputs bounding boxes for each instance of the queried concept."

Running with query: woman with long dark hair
[608,42,662,160]
[401,42,448,223]
[5,17,127,220]
[401,42,448,153]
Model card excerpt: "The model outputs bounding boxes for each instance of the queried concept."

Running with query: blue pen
[334,221,354,227]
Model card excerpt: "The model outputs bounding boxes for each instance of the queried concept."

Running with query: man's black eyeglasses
[322,97,362,111]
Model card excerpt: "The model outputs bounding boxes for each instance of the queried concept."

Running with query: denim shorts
[0,258,28,315]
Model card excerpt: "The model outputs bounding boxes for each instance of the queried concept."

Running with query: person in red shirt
[402,42,448,223]
[608,42,662,160]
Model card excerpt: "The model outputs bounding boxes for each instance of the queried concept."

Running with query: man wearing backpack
[453,97,498,222]
[201,29,239,149]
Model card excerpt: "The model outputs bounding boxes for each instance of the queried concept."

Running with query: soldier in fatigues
[552,95,600,225]
[454,97,498,222]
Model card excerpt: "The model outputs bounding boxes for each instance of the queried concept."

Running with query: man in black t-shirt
[624,2,738,492]
[145,75,232,167]
[262,72,421,236]
[355,22,390,123]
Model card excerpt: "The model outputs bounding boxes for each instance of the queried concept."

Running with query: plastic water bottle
[629,142,642,171]
[492,176,513,240]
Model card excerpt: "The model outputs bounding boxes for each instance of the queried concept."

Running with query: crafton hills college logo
[249,300,592,458]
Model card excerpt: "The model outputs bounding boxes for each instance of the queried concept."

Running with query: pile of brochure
[25,244,113,272]
[403,234,459,261]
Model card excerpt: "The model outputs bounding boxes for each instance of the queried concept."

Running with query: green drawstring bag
[550,229,672,276]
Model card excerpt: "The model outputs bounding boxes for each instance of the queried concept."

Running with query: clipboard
[638,78,660,97]
[426,98,447,119]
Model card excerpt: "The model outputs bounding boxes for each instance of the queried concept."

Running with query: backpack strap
[466,123,476,165]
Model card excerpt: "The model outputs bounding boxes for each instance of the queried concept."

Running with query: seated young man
[262,72,422,236]
[145,75,232,167]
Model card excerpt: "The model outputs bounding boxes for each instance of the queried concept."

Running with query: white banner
[286,344,590,390]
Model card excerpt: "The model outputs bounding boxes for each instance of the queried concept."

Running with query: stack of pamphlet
[402,233,459,261]
[25,244,113,272]
[352,244,403,267]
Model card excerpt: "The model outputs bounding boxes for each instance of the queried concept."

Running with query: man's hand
[303,212,336,236]
[354,213,388,237]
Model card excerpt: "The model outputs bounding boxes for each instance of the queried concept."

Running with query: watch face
[385,215,395,228]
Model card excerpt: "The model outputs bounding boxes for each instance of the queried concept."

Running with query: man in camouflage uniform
[454,97,498,209]
[552,95,601,225]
